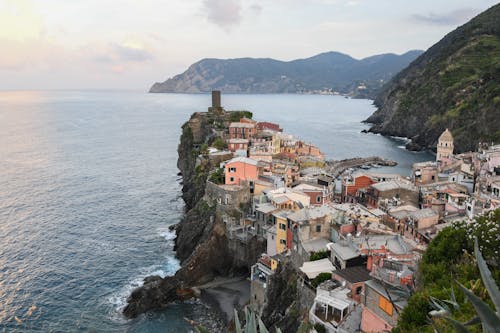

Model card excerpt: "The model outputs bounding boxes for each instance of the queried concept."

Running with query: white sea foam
[108,228,181,314]
[158,228,177,241]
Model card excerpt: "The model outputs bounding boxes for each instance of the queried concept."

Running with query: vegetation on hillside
[150,51,423,98]
[393,209,500,332]
[367,4,500,152]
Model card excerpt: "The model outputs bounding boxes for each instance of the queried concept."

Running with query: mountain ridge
[149,50,423,98]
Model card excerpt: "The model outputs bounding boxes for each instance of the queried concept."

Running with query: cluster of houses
[201,92,500,332]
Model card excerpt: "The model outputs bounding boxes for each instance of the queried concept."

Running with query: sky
[0,0,497,90]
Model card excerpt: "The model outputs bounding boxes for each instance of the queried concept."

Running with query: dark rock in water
[123,276,180,318]
[143,275,163,285]
[405,141,423,151]
[361,129,368,133]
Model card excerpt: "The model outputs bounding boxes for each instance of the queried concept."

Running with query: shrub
[209,167,224,185]
[212,137,227,150]
[309,250,329,262]
[311,273,332,288]
[229,111,253,122]
[313,323,326,333]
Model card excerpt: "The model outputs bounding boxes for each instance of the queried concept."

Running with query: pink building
[228,138,249,152]
[224,157,259,185]
[229,122,256,140]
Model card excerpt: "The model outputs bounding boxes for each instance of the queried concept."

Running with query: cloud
[249,3,263,15]
[202,0,242,29]
[411,8,480,26]
[111,43,153,62]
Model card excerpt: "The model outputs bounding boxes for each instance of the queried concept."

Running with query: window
[356,286,363,295]
[379,296,393,316]
[229,167,236,172]
[316,195,322,203]
[316,225,321,232]
[431,175,435,180]
[279,239,286,245]
[230,177,234,182]
[279,223,286,230]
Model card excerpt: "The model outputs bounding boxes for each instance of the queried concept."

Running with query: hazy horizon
[1,0,497,90]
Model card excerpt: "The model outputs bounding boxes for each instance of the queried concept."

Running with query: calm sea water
[0,91,433,332]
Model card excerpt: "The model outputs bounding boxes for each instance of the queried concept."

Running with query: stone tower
[208,90,224,114]
[436,128,454,161]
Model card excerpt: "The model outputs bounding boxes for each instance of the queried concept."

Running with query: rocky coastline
[123,111,265,324]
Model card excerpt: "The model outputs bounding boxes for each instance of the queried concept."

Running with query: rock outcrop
[261,260,303,333]
[366,4,500,153]
[123,111,265,319]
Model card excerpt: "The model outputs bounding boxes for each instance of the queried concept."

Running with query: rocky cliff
[261,261,303,332]
[366,4,500,153]
[123,111,265,319]
[149,51,422,98]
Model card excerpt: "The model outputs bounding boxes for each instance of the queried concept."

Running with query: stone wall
[205,181,251,216]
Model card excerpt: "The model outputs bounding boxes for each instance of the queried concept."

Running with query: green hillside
[366,4,500,153]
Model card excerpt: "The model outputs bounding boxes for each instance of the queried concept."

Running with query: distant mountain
[149,50,423,98]
[366,4,500,153]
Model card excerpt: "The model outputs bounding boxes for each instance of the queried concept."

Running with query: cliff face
[261,261,303,333]
[366,4,500,153]
[149,51,422,98]
[124,111,265,319]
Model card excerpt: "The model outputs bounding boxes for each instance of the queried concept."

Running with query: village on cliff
[188,92,500,332]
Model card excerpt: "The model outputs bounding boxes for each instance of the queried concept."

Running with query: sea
[0,91,433,332]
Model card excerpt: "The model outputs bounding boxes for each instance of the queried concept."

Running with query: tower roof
[439,128,453,142]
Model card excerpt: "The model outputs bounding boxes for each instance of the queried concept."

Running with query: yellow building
[270,257,279,271]
[273,211,291,254]
[437,128,454,161]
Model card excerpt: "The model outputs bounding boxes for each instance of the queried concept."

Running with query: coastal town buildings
[198,93,499,332]
[224,157,260,185]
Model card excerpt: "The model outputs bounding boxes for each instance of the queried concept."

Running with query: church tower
[436,128,454,161]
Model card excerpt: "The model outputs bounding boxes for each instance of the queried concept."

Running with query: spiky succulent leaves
[194,326,210,333]
[275,328,283,333]
[443,316,473,333]
[474,237,500,314]
[234,309,243,333]
[463,316,481,326]
[429,296,450,317]
[457,282,500,333]
[442,284,460,311]
[429,318,443,333]
[246,310,257,333]
[258,317,270,333]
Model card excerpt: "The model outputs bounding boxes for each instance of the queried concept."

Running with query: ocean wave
[158,228,177,242]
[107,230,180,316]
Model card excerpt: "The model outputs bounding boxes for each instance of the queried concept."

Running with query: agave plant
[233,307,283,333]
[194,307,282,333]
[429,237,500,333]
